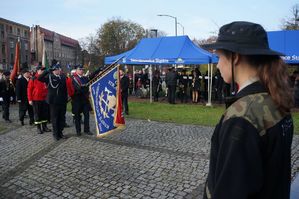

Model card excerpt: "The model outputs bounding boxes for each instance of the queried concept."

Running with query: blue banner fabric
[90,67,118,136]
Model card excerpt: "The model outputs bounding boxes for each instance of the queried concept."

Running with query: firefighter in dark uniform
[0,71,14,122]
[38,64,68,140]
[120,69,129,115]
[68,64,102,136]
[15,68,34,125]
[28,66,50,134]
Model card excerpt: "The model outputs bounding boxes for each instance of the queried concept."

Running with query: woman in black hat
[203,21,293,199]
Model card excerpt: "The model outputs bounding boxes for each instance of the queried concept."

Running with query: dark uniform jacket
[15,76,29,103]
[68,68,102,104]
[120,75,129,97]
[165,71,177,86]
[204,82,293,199]
[71,74,90,104]
[0,78,14,102]
[38,71,68,105]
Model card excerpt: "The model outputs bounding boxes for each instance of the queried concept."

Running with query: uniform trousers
[73,100,90,134]
[19,102,34,123]
[2,100,10,120]
[50,104,66,139]
[32,101,48,124]
[121,93,129,114]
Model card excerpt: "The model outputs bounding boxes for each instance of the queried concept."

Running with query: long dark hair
[222,50,293,114]
[246,55,293,114]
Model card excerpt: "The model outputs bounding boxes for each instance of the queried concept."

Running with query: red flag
[114,66,125,126]
[10,40,20,83]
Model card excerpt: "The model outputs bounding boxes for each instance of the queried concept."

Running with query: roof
[267,30,299,64]
[105,36,218,65]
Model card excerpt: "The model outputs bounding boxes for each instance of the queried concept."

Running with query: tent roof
[105,35,218,65]
[268,30,299,64]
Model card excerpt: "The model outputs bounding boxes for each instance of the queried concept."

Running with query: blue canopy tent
[105,35,218,65]
[267,30,299,64]
[105,35,217,104]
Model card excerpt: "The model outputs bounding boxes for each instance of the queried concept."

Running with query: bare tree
[78,34,102,68]
[281,4,299,30]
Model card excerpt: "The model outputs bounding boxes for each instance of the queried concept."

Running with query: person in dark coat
[15,68,34,125]
[38,64,68,141]
[0,71,14,122]
[67,64,102,136]
[191,69,201,103]
[120,69,129,115]
[213,69,224,103]
[152,70,161,102]
[165,67,177,104]
[202,21,294,199]
[28,66,50,134]
[178,69,189,103]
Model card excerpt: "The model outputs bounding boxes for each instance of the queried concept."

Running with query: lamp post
[150,29,158,38]
[157,14,177,36]
[177,22,184,35]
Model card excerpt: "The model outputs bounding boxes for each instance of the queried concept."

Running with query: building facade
[0,18,30,70]
[30,25,80,68]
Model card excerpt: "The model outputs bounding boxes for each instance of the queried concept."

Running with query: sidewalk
[0,105,298,199]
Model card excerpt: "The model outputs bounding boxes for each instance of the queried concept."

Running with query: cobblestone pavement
[0,105,298,199]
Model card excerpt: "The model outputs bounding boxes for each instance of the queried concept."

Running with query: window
[9,26,12,33]
[2,59,6,63]
[10,41,14,48]
[17,28,20,35]
[0,24,3,30]
[24,43,28,50]
[10,53,14,62]
[24,30,28,37]
[1,30,4,39]
[25,55,28,62]
[2,44,5,55]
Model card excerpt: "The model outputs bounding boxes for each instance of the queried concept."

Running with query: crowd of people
[0,60,102,141]
[131,66,232,104]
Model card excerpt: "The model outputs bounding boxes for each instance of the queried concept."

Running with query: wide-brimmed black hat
[202,21,284,56]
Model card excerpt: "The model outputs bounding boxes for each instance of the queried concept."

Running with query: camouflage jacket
[204,81,293,199]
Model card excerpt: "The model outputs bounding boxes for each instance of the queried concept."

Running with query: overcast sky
[1,0,298,40]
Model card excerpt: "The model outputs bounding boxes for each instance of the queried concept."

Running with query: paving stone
[0,105,298,199]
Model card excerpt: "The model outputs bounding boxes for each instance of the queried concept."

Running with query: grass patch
[127,101,299,135]
[292,112,299,134]
[127,102,224,127]
[0,126,5,132]
[68,101,299,135]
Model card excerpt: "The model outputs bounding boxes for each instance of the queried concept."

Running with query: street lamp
[157,14,177,36]
[150,29,158,38]
[177,22,184,35]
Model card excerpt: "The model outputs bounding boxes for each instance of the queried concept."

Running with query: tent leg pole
[206,64,212,107]
[150,65,152,103]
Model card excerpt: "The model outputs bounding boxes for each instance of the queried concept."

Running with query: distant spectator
[165,67,177,104]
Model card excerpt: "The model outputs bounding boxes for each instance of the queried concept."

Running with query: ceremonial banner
[90,66,125,137]
[10,40,20,83]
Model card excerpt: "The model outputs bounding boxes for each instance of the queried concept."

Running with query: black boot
[42,123,51,132]
[37,124,43,134]
[29,119,34,125]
